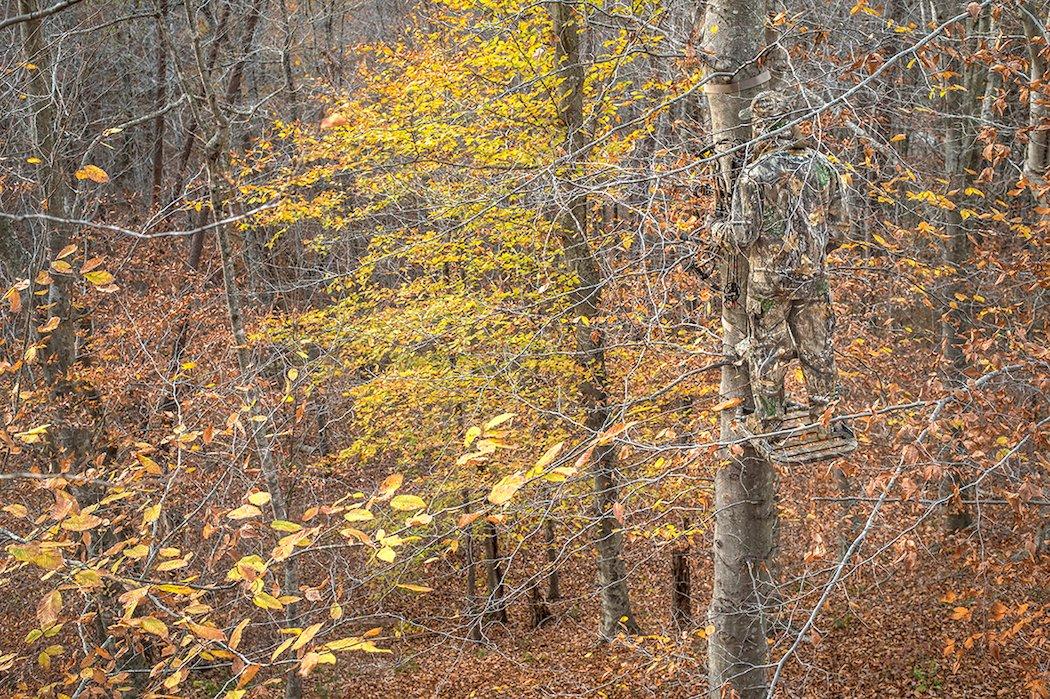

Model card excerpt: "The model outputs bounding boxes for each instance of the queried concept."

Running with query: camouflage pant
[746,291,839,422]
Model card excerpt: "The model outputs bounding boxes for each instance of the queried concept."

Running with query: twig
[0,0,85,31]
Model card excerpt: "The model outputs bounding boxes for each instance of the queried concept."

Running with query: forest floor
[287,460,1048,698]
[2,246,1044,699]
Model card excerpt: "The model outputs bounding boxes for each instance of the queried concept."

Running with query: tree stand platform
[738,407,858,464]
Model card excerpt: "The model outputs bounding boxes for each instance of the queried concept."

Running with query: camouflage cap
[739,90,794,122]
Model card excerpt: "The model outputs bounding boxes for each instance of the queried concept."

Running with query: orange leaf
[712,397,744,412]
[187,621,227,642]
[74,164,109,184]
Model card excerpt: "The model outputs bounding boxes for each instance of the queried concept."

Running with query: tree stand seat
[738,407,858,464]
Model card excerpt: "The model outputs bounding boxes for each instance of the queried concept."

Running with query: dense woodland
[0,0,1047,696]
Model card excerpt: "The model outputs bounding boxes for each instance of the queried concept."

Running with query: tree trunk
[671,537,692,630]
[529,584,553,628]
[20,0,75,376]
[182,0,298,692]
[551,0,639,640]
[695,0,776,696]
[935,1,996,532]
[1022,2,1050,222]
[462,488,482,641]
[150,0,169,210]
[544,510,561,601]
[483,520,508,624]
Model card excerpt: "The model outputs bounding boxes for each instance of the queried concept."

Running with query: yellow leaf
[124,544,149,559]
[15,421,49,442]
[74,568,102,588]
[227,504,262,520]
[252,591,284,610]
[143,504,161,526]
[325,636,390,653]
[139,616,169,637]
[155,558,187,572]
[61,513,102,532]
[56,244,76,259]
[74,164,109,184]
[50,260,73,274]
[405,512,432,527]
[488,472,525,506]
[271,519,303,532]
[36,316,60,333]
[532,441,565,473]
[229,618,250,650]
[463,425,482,447]
[248,491,271,506]
[271,636,295,662]
[26,156,42,164]
[484,412,515,431]
[376,546,396,563]
[389,494,425,512]
[135,453,163,474]
[292,622,322,651]
[396,583,433,593]
[542,466,577,483]
[83,270,115,286]
[343,508,374,523]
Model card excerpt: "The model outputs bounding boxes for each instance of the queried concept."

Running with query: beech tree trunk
[551,0,639,640]
[20,0,74,376]
[1022,2,1050,220]
[695,1,777,696]
[935,1,998,532]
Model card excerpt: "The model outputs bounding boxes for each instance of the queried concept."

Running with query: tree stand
[737,406,858,464]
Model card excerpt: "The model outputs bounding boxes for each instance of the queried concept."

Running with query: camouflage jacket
[725,144,850,299]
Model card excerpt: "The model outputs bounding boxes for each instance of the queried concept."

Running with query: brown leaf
[37,590,62,628]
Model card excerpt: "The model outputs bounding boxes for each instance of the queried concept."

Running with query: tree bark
[20,0,74,376]
[671,539,692,630]
[544,510,561,601]
[150,0,169,209]
[483,520,508,624]
[462,488,482,641]
[1022,2,1050,221]
[695,0,776,696]
[935,0,998,532]
[551,0,639,640]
